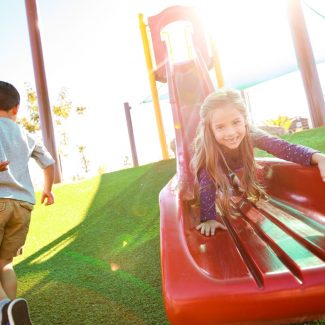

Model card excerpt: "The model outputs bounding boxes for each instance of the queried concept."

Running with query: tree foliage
[77,145,90,174]
[18,84,90,179]
[18,84,40,133]
[265,115,293,132]
[18,85,85,132]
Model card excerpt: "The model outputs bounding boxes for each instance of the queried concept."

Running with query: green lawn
[15,159,176,325]
[14,127,325,324]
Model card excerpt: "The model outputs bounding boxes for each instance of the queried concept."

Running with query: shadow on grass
[15,159,176,325]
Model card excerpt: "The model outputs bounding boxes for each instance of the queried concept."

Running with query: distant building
[289,117,310,133]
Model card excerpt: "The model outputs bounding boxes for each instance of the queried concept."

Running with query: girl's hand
[0,161,9,172]
[311,153,325,182]
[196,220,227,236]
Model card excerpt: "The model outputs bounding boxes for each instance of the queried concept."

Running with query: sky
[1,0,325,182]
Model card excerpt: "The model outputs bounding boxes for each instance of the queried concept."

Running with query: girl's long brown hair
[190,89,265,217]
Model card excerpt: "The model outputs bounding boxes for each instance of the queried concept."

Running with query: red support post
[24,0,62,183]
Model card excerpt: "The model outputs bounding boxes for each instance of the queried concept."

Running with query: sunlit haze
[1,0,325,182]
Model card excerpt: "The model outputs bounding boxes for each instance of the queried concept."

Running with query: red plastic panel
[147,6,212,82]
[157,7,325,323]
[160,167,325,324]
[165,56,214,184]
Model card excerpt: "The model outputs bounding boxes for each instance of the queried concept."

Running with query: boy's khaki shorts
[0,198,33,259]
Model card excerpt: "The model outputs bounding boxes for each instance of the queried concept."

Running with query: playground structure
[140,2,325,324]
[22,0,325,182]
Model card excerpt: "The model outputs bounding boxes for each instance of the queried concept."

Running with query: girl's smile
[210,104,246,150]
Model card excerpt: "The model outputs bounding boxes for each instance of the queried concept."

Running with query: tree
[77,145,90,174]
[18,84,89,179]
[264,115,293,133]
[18,84,40,133]
[123,155,132,168]
[18,84,86,133]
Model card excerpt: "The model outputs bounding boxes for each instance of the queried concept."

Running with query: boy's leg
[0,259,16,300]
[0,200,33,324]
[0,283,10,324]
[0,200,32,300]
[0,284,9,302]
[0,200,11,324]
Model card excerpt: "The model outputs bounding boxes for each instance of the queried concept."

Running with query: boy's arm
[41,164,55,205]
[27,134,56,204]
[0,161,9,172]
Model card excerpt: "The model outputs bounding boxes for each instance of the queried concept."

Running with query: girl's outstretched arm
[252,130,319,166]
[311,152,325,182]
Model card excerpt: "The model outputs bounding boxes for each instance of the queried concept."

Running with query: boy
[0,81,55,325]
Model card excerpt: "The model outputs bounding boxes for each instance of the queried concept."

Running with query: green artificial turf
[14,127,325,324]
[14,159,176,325]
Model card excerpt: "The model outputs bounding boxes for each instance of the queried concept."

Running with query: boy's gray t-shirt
[0,117,55,204]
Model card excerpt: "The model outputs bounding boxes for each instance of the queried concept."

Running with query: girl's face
[210,104,246,150]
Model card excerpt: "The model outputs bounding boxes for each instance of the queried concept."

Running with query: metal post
[138,13,169,160]
[209,35,224,88]
[25,0,62,183]
[288,0,325,127]
[124,102,139,167]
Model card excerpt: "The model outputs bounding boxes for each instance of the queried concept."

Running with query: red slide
[159,52,325,325]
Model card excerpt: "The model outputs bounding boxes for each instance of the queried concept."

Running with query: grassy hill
[14,126,325,324]
[15,159,176,325]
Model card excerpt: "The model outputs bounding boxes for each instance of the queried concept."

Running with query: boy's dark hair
[0,81,20,111]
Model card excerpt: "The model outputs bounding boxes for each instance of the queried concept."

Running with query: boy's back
[0,117,54,204]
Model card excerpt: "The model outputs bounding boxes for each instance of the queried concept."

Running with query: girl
[191,88,325,237]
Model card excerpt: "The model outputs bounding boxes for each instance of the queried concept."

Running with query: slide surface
[159,56,325,324]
